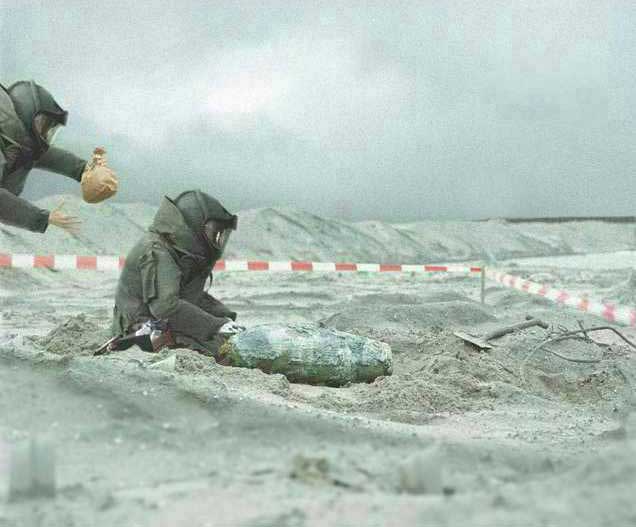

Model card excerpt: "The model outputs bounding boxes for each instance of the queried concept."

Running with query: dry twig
[520,325,636,384]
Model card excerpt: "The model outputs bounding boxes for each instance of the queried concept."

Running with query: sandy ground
[1,255,636,526]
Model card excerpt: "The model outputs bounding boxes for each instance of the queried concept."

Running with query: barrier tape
[487,269,636,327]
[2,252,633,326]
[0,254,481,274]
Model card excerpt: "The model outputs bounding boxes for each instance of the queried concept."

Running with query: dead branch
[519,325,636,383]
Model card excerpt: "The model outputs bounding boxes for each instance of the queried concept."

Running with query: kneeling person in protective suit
[108,190,243,358]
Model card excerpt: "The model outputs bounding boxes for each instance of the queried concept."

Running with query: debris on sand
[290,455,331,485]
[289,452,371,490]
[147,354,176,372]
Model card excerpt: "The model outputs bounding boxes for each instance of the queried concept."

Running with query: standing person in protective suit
[109,190,243,358]
[0,80,118,233]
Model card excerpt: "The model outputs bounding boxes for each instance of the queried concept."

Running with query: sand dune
[1,194,633,262]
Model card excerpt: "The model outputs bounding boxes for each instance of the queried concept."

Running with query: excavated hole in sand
[31,312,634,423]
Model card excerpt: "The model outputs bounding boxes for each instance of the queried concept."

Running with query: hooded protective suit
[112,191,238,351]
[0,81,86,232]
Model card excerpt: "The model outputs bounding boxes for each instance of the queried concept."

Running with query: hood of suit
[6,80,67,153]
[150,190,237,262]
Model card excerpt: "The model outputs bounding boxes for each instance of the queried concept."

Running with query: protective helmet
[7,80,68,151]
[173,190,237,256]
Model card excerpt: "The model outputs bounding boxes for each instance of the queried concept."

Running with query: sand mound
[290,328,633,422]
[608,270,636,305]
[151,348,291,400]
[35,314,111,356]
[171,349,217,376]
[324,301,496,335]
[1,194,634,263]
[25,313,634,426]
[350,291,469,306]
[488,289,553,309]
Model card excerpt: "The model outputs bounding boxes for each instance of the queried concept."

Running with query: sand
[1,194,634,263]
[1,203,636,525]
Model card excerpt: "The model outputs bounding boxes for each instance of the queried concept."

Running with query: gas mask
[171,190,238,259]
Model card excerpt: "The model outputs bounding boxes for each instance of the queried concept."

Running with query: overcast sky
[1,1,632,221]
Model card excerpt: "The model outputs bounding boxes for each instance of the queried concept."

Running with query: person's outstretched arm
[0,188,50,232]
[0,190,81,234]
[34,146,86,182]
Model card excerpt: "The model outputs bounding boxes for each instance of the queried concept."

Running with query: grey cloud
[1,0,632,221]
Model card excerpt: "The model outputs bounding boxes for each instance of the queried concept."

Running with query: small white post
[8,437,56,501]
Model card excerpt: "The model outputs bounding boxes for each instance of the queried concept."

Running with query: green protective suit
[0,83,86,232]
[112,192,238,351]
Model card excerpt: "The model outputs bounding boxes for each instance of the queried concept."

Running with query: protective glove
[218,319,246,336]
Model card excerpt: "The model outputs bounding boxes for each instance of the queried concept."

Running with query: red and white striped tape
[3,252,633,326]
[0,254,126,271]
[487,269,636,327]
[0,253,481,274]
